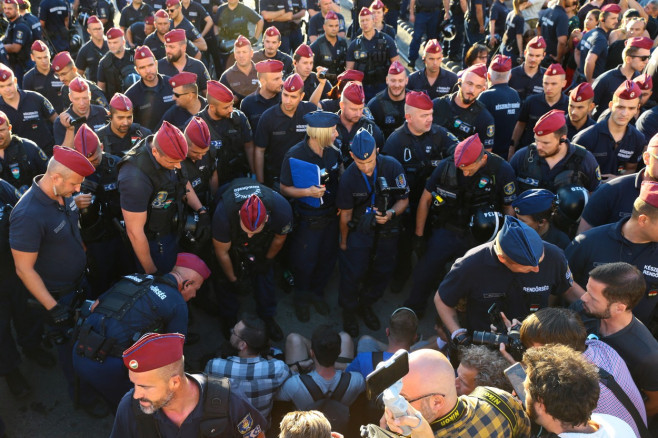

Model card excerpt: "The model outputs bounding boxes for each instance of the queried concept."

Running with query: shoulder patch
[396,173,406,188]
[503,182,516,195]
[566,266,573,286]
[237,413,254,435]
[446,131,458,143]
[281,222,292,234]
[38,149,48,161]
[595,166,601,181]
[486,124,495,138]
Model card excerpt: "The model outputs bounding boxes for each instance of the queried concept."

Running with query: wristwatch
[387,209,396,219]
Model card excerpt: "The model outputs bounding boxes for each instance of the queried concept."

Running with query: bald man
[384,350,530,437]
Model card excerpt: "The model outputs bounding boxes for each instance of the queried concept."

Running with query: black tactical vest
[516,142,590,193]
[433,95,486,141]
[351,32,390,85]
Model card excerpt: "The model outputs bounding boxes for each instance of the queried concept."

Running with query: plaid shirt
[205,356,290,419]
[431,387,531,437]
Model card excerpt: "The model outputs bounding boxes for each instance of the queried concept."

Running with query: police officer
[511,110,601,194]
[125,45,175,131]
[18,0,41,43]
[346,7,398,101]
[407,39,458,100]
[309,11,347,84]
[51,51,109,112]
[159,72,206,130]
[539,0,568,66]
[166,0,207,53]
[0,63,57,156]
[307,0,347,43]
[143,9,201,61]
[118,0,152,30]
[367,61,407,140]
[180,117,216,211]
[110,332,267,438]
[72,253,210,408]
[405,134,516,316]
[97,93,152,157]
[38,0,70,51]
[117,121,206,274]
[213,0,263,75]
[382,91,457,291]
[125,13,152,47]
[566,82,595,140]
[432,63,496,151]
[279,111,342,322]
[477,55,521,158]
[0,110,47,194]
[253,27,294,76]
[592,37,650,120]
[3,0,33,87]
[212,182,293,341]
[181,0,218,74]
[157,29,210,96]
[435,216,578,344]
[512,189,571,249]
[53,76,110,147]
[573,80,646,179]
[259,0,293,54]
[576,4,620,83]
[407,0,439,69]
[319,68,364,113]
[337,128,409,337]
[509,36,546,102]
[240,59,283,130]
[219,35,259,104]
[97,27,137,99]
[22,40,63,118]
[197,80,254,187]
[510,64,568,154]
[335,81,385,166]
[9,146,109,417]
[292,44,332,103]
[254,73,316,188]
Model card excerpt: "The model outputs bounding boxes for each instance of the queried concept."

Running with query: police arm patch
[503,182,516,196]
[595,166,601,181]
[237,413,255,435]
[396,173,407,188]
[486,124,495,138]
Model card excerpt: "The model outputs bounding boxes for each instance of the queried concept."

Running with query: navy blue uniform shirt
[636,105,658,142]
[539,4,568,59]
[173,17,203,43]
[478,83,521,156]
[158,96,207,130]
[502,12,525,58]
[307,11,346,38]
[22,67,64,113]
[53,104,109,145]
[158,56,210,94]
[578,27,608,77]
[118,2,153,28]
[517,92,569,147]
[335,114,385,166]
[0,90,56,154]
[509,65,545,102]
[125,74,175,131]
[0,136,48,194]
[581,171,643,228]
[182,1,211,34]
[592,66,638,119]
[432,93,496,150]
[240,91,281,130]
[96,123,152,157]
[259,0,291,35]
[5,17,32,65]
[489,1,509,36]
[38,0,70,51]
[407,68,458,100]
[367,89,406,139]
[566,114,595,140]
[143,32,200,61]
[75,39,109,84]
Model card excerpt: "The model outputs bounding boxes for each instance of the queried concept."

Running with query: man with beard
[240,59,283,130]
[158,72,206,130]
[509,36,547,102]
[407,39,458,100]
[97,27,137,99]
[571,262,658,418]
[566,82,596,140]
[158,29,210,97]
[143,10,201,62]
[75,16,109,84]
[219,35,259,104]
[125,45,175,131]
[97,93,152,157]
[432,64,495,151]
[576,4,620,83]
[53,77,110,147]
[110,333,266,437]
[367,61,407,140]
[253,27,293,77]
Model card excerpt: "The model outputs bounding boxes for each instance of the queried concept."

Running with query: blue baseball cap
[512,189,556,216]
[303,111,340,128]
[498,216,544,267]
[351,127,376,160]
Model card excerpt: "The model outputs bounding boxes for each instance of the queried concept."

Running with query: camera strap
[360,166,377,209]
[471,387,518,431]
[429,399,467,430]
[597,367,652,438]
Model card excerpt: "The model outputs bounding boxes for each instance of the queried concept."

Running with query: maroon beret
[185,116,210,149]
[614,79,642,100]
[51,51,74,72]
[165,0,180,7]
[324,10,339,20]
[640,181,658,208]
[240,194,267,231]
[359,6,372,16]
[106,27,124,40]
[342,81,365,104]
[154,8,169,18]
[625,36,653,50]
[207,80,234,103]
[265,26,280,37]
[601,3,621,13]
[388,60,406,75]
[3,0,18,5]
[144,15,155,25]
[255,59,284,73]
[110,93,133,111]
[370,0,385,9]
[533,109,566,136]
[464,63,487,79]
[544,63,566,76]
[234,34,251,48]
[337,69,364,83]
[527,36,547,50]
[69,76,89,93]
[634,73,653,91]
[454,134,483,167]
[424,39,442,54]
[74,124,100,159]
[570,82,594,102]
[0,64,12,82]
[31,40,47,52]
[294,44,313,58]
[86,15,101,25]
[490,54,512,72]
[284,73,304,92]
[0,111,8,125]
[134,45,155,60]
[52,146,95,177]
[405,91,433,110]
[122,333,185,372]
[165,29,186,44]
[155,121,188,160]
[175,252,211,280]
[169,71,197,88]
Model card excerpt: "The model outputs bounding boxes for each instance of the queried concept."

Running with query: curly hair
[279,411,332,438]
[459,345,514,393]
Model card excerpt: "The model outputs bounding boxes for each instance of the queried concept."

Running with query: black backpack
[300,372,352,434]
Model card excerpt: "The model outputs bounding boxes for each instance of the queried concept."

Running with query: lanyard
[360,166,377,208]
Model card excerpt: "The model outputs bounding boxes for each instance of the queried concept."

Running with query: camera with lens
[472,324,525,361]
[69,115,87,128]
[317,69,327,80]
[375,177,406,213]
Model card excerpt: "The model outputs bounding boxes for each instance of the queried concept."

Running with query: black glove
[412,234,427,257]
[49,303,74,328]
[453,332,472,347]
[254,257,274,276]
[356,212,377,234]
[194,211,211,243]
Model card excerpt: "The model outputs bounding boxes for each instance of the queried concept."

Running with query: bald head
[401,350,457,421]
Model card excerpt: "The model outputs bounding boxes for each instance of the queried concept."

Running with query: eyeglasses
[230,327,245,341]
[167,7,177,12]
[406,392,446,403]
[648,151,658,160]
[173,91,191,98]
[631,55,651,61]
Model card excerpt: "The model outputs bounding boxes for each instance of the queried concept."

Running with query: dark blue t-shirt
[478,83,521,156]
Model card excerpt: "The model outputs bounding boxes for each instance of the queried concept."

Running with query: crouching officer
[405,134,517,316]
[110,333,266,438]
[72,253,210,409]
[212,180,293,341]
[337,128,409,337]
[279,111,343,322]
[118,121,207,275]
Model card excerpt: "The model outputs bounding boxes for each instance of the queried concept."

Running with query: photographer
[336,128,409,337]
